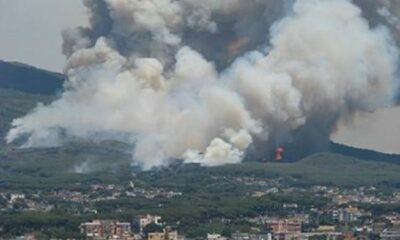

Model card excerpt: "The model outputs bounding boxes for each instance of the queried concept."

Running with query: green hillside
[2,148,400,194]
[136,154,400,190]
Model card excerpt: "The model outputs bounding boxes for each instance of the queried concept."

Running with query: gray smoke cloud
[355,0,400,52]
[6,0,399,169]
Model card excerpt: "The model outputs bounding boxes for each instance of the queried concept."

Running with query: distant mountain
[329,142,400,165]
[0,60,65,95]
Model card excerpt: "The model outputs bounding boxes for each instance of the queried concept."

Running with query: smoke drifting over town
[6,0,399,169]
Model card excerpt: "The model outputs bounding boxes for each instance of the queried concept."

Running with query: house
[134,214,162,233]
[231,232,272,240]
[148,227,178,240]
[266,219,302,234]
[207,233,227,240]
[10,193,25,203]
[80,219,133,240]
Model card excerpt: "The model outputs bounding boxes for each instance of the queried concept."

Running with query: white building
[134,214,162,232]
[207,233,227,240]
[10,193,25,203]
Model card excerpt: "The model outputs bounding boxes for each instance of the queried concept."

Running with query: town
[2,176,400,240]
[30,211,400,240]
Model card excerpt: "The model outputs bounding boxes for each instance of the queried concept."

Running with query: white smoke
[378,3,400,32]
[7,0,399,169]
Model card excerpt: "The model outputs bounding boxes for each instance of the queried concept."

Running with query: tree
[143,223,163,237]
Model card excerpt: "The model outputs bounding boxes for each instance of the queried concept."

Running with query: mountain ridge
[0,60,65,95]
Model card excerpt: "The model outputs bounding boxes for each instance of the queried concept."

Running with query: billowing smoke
[6,0,399,169]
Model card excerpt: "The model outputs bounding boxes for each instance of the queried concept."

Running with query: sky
[0,0,87,72]
[332,107,400,154]
[0,0,399,154]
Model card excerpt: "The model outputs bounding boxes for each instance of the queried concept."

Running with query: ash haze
[2,0,400,169]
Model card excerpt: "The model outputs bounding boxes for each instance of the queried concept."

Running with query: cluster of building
[231,218,341,240]
[78,212,400,240]
[0,193,53,212]
[0,182,182,213]
[237,178,400,209]
[5,178,400,240]
[261,218,380,240]
[313,186,398,205]
[80,214,181,240]
[87,183,183,201]
[80,220,132,240]
[207,217,400,240]
[249,184,400,206]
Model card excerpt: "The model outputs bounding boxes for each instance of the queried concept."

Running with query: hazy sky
[0,0,87,72]
[0,0,399,154]
[333,107,400,154]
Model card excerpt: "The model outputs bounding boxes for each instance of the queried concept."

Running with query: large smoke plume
[6,0,399,169]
